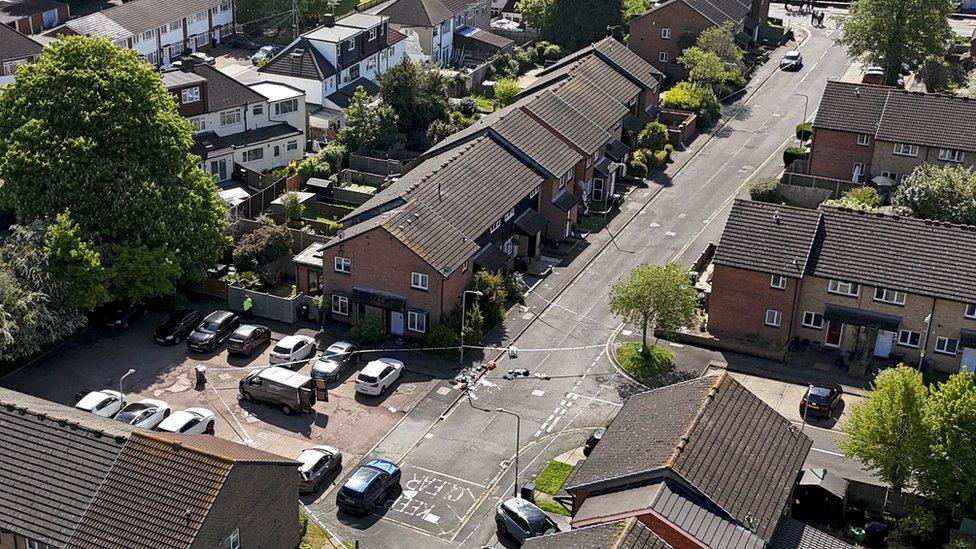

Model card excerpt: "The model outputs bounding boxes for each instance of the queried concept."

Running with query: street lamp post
[801,383,814,432]
[496,407,521,498]
[793,92,810,146]
[459,290,483,364]
[119,368,136,400]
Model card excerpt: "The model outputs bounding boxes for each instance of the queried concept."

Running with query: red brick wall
[708,264,797,344]
[807,128,875,181]
[628,1,711,81]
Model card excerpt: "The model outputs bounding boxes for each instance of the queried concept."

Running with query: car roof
[366,458,399,476]
[278,335,310,346]
[809,386,833,396]
[327,341,355,352]
[344,466,382,492]
[204,310,234,322]
[76,390,117,408]
[503,498,547,521]
[184,407,214,418]
[256,366,311,387]
[234,324,264,337]
[786,50,800,55]
[362,359,403,376]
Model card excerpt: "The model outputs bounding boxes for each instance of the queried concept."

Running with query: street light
[496,407,521,498]
[119,368,136,399]
[459,290,483,364]
[793,92,810,146]
[800,383,814,432]
[919,314,932,369]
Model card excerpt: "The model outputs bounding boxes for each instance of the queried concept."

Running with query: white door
[390,311,404,336]
[961,347,976,373]
[873,330,894,358]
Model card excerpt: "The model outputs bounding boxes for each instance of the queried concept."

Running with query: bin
[195,364,207,386]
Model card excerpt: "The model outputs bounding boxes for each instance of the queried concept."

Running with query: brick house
[0,22,41,85]
[709,199,976,373]
[0,0,69,35]
[0,387,299,549]
[808,81,976,183]
[627,0,768,82]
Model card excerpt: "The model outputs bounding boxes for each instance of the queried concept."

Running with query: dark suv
[800,384,843,419]
[187,310,240,352]
[336,459,401,514]
[227,324,272,356]
[154,309,202,345]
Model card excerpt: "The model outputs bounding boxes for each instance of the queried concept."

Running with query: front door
[873,330,894,358]
[390,311,404,336]
[825,320,843,348]
[961,347,976,373]
[593,178,604,203]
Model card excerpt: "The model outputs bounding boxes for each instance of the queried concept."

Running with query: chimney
[322,14,335,27]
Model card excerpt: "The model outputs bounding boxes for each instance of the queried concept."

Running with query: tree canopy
[378,61,449,134]
[337,85,399,151]
[893,164,976,225]
[608,263,698,350]
[919,373,976,515]
[0,36,229,302]
[822,186,882,212]
[518,0,622,50]
[494,78,521,107]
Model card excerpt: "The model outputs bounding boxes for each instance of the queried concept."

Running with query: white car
[355,358,404,396]
[156,407,216,435]
[75,390,127,418]
[269,335,317,367]
[115,398,171,429]
[251,45,278,65]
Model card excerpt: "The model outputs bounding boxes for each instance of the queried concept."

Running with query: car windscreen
[358,374,378,383]
[807,389,831,404]
[525,509,557,534]
[273,344,290,354]
[198,322,219,333]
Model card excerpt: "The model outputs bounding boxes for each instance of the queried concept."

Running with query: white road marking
[811,447,844,458]
[567,392,624,407]
[411,466,487,488]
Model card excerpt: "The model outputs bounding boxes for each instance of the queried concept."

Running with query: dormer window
[181,87,200,104]
[347,39,355,51]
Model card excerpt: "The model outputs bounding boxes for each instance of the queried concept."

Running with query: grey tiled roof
[260,38,337,81]
[523,518,672,549]
[651,480,765,548]
[875,91,976,152]
[768,516,854,549]
[524,90,612,154]
[61,0,224,37]
[551,75,630,133]
[492,108,582,177]
[812,81,890,135]
[0,22,42,61]
[685,0,752,25]
[375,0,451,27]
[539,36,663,90]
[169,64,267,113]
[713,199,820,278]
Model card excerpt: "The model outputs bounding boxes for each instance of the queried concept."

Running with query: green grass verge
[300,517,329,549]
[534,498,571,517]
[535,460,574,495]
[616,341,672,380]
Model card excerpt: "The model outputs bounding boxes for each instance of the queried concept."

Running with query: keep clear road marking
[411,465,487,489]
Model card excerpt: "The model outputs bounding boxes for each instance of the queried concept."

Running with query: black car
[187,310,240,352]
[227,324,272,356]
[800,384,843,419]
[583,428,606,457]
[105,302,146,329]
[154,309,202,345]
[335,459,401,515]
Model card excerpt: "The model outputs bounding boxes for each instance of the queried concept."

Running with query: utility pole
[292,0,299,41]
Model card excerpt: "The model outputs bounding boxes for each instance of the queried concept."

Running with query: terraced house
[0,22,42,85]
[709,200,976,374]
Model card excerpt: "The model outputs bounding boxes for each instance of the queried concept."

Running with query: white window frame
[661,28,671,39]
[938,148,965,163]
[765,309,782,327]
[220,0,231,12]
[770,274,787,290]
[880,170,896,180]
[334,256,351,273]
[369,27,377,40]
[252,104,264,116]
[190,117,206,132]
[966,303,976,319]
[411,272,429,290]
[802,311,823,330]
[935,336,959,356]
[504,208,515,221]
[658,51,669,63]
[489,219,501,233]
[26,540,53,549]
[873,287,906,306]
[898,329,921,348]
[143,30,154,41]
[529,186,540,199]
[275,98,299,115]
[856,133,870,146]
[181,87,201,104]
[346,39,355,51]
[169,20,182,32]
[407,311,427,333]
[286,140,299,151]
[331,294,349,316]
[220,109,242,127]
[892,143,918,157]
[193,10,207,23]
[828,279,860,297]
[243,147,263,163]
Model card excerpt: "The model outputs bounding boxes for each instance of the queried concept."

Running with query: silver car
[297,445,342,494]
[311,341,361,382]
[495,497,559,544]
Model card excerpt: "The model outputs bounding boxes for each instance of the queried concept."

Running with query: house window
[369,27,377,40]
[347,39,355,51]
[433,26,439,37]
[898,330,921,348]
[190,117,206,132]
[411,272,429,290]
[966,303,976,319]
[802,311,824,329]
[220,109,242,127]
[828,279,859,297]
[852,162,864,179]
[243,148,263,162]
[880,171,896,180]
[143,30,154,41]
[181,87,201,104]
[765,309,782,327]
[169,20,181,32]
[874,287,906,306]
[287,140,298,151]
[770,274,787,290]
[25,540,52,549]
[560,170,571,188]
[892,143,918,157]
[504,208,515,221]
[938,148,965,163]
[334,256,351,273]
[935,336,959,356]
[856,133,870,146]
[193,10,207,23]
[503,239,515,255]
[658,52,669,63]
[275,98,299,115]
[490,219,501,233]
[408,311,427,333]
[331,294,349,316]
[661,28,671,39]
[349,64,360,80]
[220,0,231,12]
[253,104,264,116]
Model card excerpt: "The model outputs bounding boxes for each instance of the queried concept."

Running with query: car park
[185,51,215,66]
[104,302,146,329]
[114,399,171,429]
[227,324,272,357]
[355,358,404,396]
[269,335,317,367]
[583,428,605,457]
[800,384,843,419]
[156,407,216,434]
[75,390,127,418]
[154,309,202,345]
[495,497,560,544]
[780,50,803,71]
[239,366,317,415]
[335,459,401,514]
[187,310,240,352]
[311,341,361,382]
[297,445,343,494]
[251,45,279,65]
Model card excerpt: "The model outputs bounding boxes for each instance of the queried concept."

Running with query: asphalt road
[311,20,857,549]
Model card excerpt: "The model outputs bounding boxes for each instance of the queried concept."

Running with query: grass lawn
[301,518,329,549]
[535,498,571,517]
[470,94,495,112]
[270,284,297,298]
[616,341,672,380]
[577,214,607,234]
[534,460,574,495]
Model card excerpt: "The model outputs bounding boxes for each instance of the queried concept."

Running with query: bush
[512,47,534,73]
[351,315,385,344]
[427,118,463,145]
[505,274,526,303]
[892,505,949,548]
[783,146,807,167]
[494,78,521,107]
[616,342,672,380]
[823,186,882,211]
[541,43,564,62]
[647,149,669,167]
[637,121,669,151]
[221,270,264,290]
[662,82,720,127]
[628,159,648,179]
[280,191,305,229]
[795,122,813,141]
[299,512,309,539]
[749,176,780,203]
[297,155,330,180]
[232,223,292,270]
[453,97,478,117]
[321,141,347,172]
[472,270,508,329]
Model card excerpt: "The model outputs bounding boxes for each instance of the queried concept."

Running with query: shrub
[472,270,508,329]
[628,159,648,179]
[232,223,292,270]
[494,78,521,107]
[454,97,478,117]
[297,155,330,180]
[280,191,305,229]
[352,315,385,343]
[221,270,264,290]
[541,43,563,62]
[637,121,669,151]
[321,141,347,172]
[616,342,672,380]
[783,146,807,167]
[512,47,534,73]
[795,122,813,141]
[505,274,526,303]
[647,149,669,167]
[749,176,780,203]
[823,186,882,211]
[661,82,720,127]
[664,143,675,158]
[299,512,309,538]
[891,505,948,548]
[427,118,463,145]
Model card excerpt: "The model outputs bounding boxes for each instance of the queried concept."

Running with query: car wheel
[205,421,215,435]
[496,519,507,537]
[241,391,253,402]
[282,404,293,415]
[163,409,171,418]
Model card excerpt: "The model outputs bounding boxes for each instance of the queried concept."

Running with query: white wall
[268,97,306,132]
[234,136,304,172]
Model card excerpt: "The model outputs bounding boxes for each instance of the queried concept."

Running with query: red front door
[825,320,843,348]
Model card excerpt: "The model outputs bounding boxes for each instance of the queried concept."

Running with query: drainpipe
[919,300,936,370]
[784,276,800,358]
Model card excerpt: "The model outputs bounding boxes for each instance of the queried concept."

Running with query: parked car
[496,497,560,543]
[269,335,317,367]
[227,324,272,357]
[583,428,606,457]
[800,384,843,419]
[297,445,343,494]
[185,51,215,66]
[239,367,317,415]
[861,67,884,85]
[156,407,216,434]
[355,358,404,396]
[115,399,171,429]
[779,50,803,71]
[251,45,279,65]
[154,309,202,345]
[335,459,401,514]
[187,310,240,352]
[311,341,361,382]
[75,390,127,418]
[104,302,146,329]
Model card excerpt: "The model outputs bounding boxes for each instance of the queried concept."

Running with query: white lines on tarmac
[567,392,623,407]
[410,465,487,489]
[534,352,610,438]
[810,447,844,458]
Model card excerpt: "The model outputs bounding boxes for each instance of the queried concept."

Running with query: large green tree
[918,373,976,515]
[893,164,976,225]
[515,0,552,31]
[44,212,110,311]
[545,0,622,51]
[608,263,697,350]
[840,366,928,491]
[378,61,449,134]
[0,37,229,302]
[838,0,955,86]
[337,86,399,151]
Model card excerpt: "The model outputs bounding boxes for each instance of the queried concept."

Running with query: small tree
[608,263,697,351]
[517,0,553,30]
[232,222,292,271]
[749,177,780,203]
[661,82,720,127]
[678,47,727,91]
[494,78,521,107]
[378,60,449,133]
[637,121,669,152]
[696,21,744,68]
[352,315,385,343]
[893,164,976,225]
[918,55,952,92]
[472,270,508,328]
[917,373,976,515]
[336,86,399,151]
[839,365,928,491]
[426,118,463,145]
[822,186,881,211]
[280,191,305,229]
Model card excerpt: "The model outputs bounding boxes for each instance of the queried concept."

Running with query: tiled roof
[327,76,380,108]
[523,90,612,154]
[442,0,474,11]
[685,0,752,25]
[58,12,130,41]
[387,26,407,45]
[259,38,337,81]
[567,373,812,543]
[713,199,820,278]
[60,0,223,38]
[169,64,267,112]
[524,54,641,107]
[812,81,890,134]
[492,108,582,177]
[875,91,976,152]
[0,20,42,60]
[592,36,663,87]
[376,0,451,27]
[768,516,854,549]
[221,123,303,148]
[550,73,630,133]
[523,518,672,549]
[0,0,66,22]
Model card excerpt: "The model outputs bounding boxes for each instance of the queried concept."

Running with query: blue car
[335,459,401,514]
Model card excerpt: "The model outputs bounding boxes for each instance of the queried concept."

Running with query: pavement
[300,17,866,549]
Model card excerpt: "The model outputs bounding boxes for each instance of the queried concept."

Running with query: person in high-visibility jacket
[243,295,253,318]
